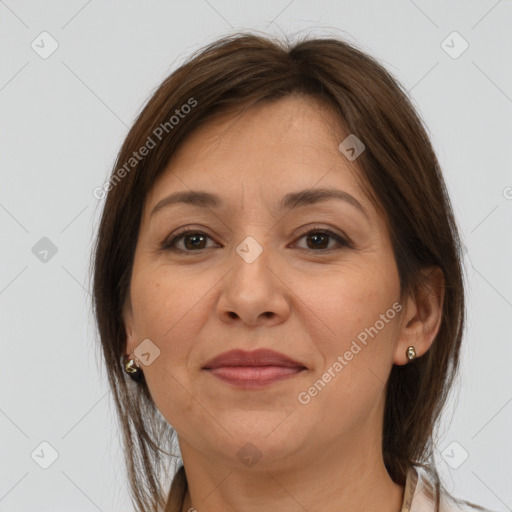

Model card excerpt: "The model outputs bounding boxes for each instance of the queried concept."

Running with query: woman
[92,32,497,512]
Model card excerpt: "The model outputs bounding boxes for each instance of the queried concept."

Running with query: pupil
[308,233,328,249]
[185,234,205,250]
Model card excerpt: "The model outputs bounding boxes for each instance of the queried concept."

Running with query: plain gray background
[1,1,511,511]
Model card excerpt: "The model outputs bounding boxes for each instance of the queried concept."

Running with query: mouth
[204,365,306,389]
[202,348,307,389]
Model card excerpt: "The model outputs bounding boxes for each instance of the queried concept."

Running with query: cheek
[297,270,399,427]
[306,259,398,333]
[130,266,216,363]
[299,257,400,380]
[132,268,190,332]
[130,272,203,424]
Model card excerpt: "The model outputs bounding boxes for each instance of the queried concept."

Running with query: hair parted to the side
[91,31,468,512]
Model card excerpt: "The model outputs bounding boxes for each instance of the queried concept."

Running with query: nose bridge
[231,234,273,287]
[217,232,289,324]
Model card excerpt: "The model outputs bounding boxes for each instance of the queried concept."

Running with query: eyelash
[161,227,352,254]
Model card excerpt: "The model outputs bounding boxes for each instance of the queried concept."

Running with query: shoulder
[406,465,500,512]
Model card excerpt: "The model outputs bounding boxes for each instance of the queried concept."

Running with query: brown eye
[162,230,217,252]
[295,229,350,251]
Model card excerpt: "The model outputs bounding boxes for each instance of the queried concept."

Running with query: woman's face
[123,95,411,470]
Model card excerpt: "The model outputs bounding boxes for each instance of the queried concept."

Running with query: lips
[202,349,307,389]
[202,348,306,370]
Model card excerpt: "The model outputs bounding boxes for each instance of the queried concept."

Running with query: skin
[123,95,444,512]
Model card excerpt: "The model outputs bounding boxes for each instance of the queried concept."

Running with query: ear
[393,266,445,365]
[122,296,138,356]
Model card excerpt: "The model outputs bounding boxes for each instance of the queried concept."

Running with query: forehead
[171,95,346,166]
[144,96,370,216]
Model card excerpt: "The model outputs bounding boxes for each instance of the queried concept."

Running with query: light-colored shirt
[401,464,500,512]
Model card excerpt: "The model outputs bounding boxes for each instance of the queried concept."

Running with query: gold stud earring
[406,346,417,361]
[123,354,143,382]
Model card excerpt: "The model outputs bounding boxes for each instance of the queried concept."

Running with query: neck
[178,428,404,512]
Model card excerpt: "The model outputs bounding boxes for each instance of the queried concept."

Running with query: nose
[216,242,291,327]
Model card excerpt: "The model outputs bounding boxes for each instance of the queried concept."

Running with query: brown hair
[92,31,469,512]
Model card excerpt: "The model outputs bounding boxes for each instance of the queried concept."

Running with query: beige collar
[401,465,420,512]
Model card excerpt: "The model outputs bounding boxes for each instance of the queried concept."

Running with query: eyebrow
[150,188,369,219]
